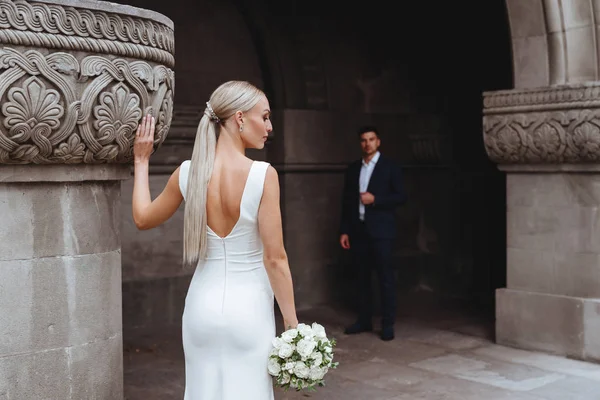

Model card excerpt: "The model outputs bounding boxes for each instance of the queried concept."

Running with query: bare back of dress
[178,159,275,400]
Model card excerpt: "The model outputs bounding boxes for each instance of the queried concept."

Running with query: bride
[131,80,299,399]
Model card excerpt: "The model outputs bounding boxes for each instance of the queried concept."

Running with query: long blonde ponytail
[182,80,264,268]
[183,114,216,269]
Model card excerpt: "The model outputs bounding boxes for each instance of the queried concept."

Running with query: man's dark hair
[357,125,379,139]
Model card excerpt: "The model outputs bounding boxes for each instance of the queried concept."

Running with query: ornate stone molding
[483,84,600,164]
[0,48,173,164]
[0,0,174,67]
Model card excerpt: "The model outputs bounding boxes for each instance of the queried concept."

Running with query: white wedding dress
[178,160,276,400]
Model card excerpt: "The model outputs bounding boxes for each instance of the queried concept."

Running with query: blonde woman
[131,81,298,399]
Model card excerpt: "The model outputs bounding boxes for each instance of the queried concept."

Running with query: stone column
[0,1,174,398]
[483,83,600,362]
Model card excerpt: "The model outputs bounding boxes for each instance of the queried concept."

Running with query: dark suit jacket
[339,154,406,239]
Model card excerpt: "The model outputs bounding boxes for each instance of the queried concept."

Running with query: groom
[339,126,406,341]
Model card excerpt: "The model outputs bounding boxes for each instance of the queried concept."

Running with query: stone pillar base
[483,83,600,363]
[0,165,129,399]
[495,169,600,363]
[496,288,600,361]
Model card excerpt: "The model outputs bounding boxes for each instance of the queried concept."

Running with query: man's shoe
[344,321,373,335]
[380,326,395,341]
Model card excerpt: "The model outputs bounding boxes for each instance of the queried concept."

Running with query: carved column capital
[0,0,174,165]
[483,83,600,166]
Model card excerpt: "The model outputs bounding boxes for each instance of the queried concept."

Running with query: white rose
[281,328,298,343]
[297,323,314,339]
[280,372,290,384]
[272,337,283,349]
[324,344,332,353]
[311,322,327,339]
[278,342,294,358]
[284,361,295,372]
[309,366,325,380]
[310,351,323,366]
[293,361,310,379]
[296,338,317,358]
[267,358,281,376]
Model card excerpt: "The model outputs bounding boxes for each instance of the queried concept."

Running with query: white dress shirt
[358,151,380,221]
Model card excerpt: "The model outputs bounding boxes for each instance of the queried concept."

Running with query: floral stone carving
[0,0,174,164]
[482,84,600,164]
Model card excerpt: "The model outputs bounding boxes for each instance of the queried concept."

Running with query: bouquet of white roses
[268,322,339,391]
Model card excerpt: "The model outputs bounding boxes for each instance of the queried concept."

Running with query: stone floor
[124,299,600,399]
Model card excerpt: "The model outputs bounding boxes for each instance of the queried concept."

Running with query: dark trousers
[351,222,396,328]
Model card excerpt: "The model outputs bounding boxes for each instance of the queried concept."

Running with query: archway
[113,0,600,366]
